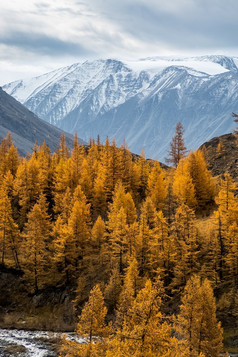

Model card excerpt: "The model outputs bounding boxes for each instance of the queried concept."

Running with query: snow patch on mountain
[124,56,230,76]
[3,55,238,160]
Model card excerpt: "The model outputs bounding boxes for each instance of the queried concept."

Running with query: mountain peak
[195,55,238,71]
[3,55,238,160]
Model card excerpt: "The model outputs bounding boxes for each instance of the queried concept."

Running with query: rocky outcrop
[0,266,75,331]
[200,133,238,182]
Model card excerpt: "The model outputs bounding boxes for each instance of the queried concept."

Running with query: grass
[5,344,26,354]
[223,327,238,354]
[1,304,75,332]
[34,335,63,354]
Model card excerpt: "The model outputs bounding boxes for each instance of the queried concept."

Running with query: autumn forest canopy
[0,130,238,356]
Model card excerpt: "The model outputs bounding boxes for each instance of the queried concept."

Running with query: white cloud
[0,0,238,84]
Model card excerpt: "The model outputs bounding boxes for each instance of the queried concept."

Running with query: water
[0,329,237,357]
[0,329,84,357]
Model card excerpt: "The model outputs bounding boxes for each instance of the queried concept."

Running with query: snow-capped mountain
[3,55,238,160]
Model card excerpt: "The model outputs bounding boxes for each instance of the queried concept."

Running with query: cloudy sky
[0,0,238,85]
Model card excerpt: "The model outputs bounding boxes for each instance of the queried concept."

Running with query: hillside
[3,55,238,159]
[0,87,86,155]
[200,133,238,182]
[0,133,237,355]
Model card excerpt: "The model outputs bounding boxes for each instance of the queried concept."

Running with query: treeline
[0,132,237,356]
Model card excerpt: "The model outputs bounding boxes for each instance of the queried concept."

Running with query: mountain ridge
[3,55,238,159]
[0,87,86,155]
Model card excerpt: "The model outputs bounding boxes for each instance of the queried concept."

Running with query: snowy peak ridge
[4,58,148,125]
[125,55,236,76]
[195,55,238,71]
[3,55,238,160]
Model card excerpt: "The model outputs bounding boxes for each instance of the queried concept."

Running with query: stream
[0,329,84,357]
[0,329,237,356]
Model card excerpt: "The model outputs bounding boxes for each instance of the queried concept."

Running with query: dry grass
[34,335,63,354]
[5,344,26,354]
[1,304,75,331]
[223,328,238,354]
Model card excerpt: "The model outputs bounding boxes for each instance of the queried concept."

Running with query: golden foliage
[0,134,231,355]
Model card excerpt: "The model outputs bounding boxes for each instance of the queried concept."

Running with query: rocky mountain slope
[3,55,238,160]
[0,88,85,155]
[200,132,238,182]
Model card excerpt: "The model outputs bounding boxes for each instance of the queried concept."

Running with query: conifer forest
[0,130,237,357]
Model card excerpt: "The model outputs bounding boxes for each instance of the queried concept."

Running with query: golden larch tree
[171,204,199,290]
[115,257,141,331]
[22,194,52,293]
[147,161,168,211]
[0,187,20,268]
[165,121,187,167]
[175,275,223,357]
[186,150,216,210]
[173,158,197,209]
[108,279,171,357]
[60,284,108,357]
